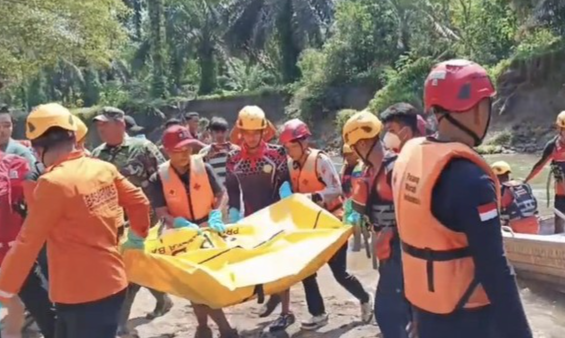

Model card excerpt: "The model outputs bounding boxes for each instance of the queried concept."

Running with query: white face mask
[383,132,401,151]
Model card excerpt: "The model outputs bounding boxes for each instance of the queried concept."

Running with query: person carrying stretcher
[146,125,238,338]
[0,103,152,338]
[279,119,374,330]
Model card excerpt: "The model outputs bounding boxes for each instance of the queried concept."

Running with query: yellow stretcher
[123,194,352,309]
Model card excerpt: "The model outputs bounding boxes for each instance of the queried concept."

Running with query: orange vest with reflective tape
[158,155,214,224]
[289,149,343,217]
[393,137,498,314]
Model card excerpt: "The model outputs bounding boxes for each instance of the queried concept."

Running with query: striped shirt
[199,143,239,184]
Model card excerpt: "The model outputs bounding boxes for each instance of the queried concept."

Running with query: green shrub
[335,109,358,133]
[369,57,434,114]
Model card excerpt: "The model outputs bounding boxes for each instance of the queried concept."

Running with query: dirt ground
[122,248,565,338]
[16,246,565,338]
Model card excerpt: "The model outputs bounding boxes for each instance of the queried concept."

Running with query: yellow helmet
[236,106,268,130]
[342,110,383,147]
[26,103,77,140]
[72,115,88,143]
[342,144,353,154]
[491,161,511,175]
[557,111,565,128]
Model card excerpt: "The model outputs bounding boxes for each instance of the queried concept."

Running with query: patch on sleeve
[478,202,498,222]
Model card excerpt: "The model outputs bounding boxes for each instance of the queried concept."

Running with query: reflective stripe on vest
[289,149,343,215]
[501,181,537,223]
[392,137,496,314]
[158,155,214,224]
[369,154,396,228]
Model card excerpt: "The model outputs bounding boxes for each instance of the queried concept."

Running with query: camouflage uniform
[91,109,172,332]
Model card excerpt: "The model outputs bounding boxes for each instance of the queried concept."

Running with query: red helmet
[279,118,312,144]
[424,59,495,113]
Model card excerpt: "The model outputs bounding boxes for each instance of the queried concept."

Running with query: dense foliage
[1,0,565,123]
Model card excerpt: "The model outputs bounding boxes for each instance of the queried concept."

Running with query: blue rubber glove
[173,217,201,233]
[122,231,145,251]
[279,181,293,199]
[346,210,361,226]
[229,208,242,223]
[208,210,227,233]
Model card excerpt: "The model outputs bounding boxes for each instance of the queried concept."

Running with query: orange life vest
[158,155,214,224]
[289,149,343,218]
[393,137,498,314]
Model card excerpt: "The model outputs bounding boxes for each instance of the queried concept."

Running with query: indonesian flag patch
[478,202,498,222]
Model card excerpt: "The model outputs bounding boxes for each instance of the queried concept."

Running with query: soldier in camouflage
[91,107,173,335]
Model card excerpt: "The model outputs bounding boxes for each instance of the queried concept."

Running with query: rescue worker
[225,106,292,331]
[91,107,173,334]
[342,111,411,338]
[146,125,238,338]
[280,119,374,330]
[199,117,239,185]
[380,103,426,153]
[525,110,565,233]
[341,144,363,251]
[492,161,540,234]
[392,59,532,338]
[0,103,152,338]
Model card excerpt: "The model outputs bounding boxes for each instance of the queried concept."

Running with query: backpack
[0,152,30,261]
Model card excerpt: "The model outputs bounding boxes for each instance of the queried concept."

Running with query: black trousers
[19,248,57,338]
[55,290,126,338]
[302,243,370,316]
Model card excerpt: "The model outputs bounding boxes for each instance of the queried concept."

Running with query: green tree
[148,0,167,98]
[225,0,335,84]
[0,0,127,85]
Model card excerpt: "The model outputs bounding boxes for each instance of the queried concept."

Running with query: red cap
[279,118,311,144]
[162,125,203,151]
[424,59,495,113]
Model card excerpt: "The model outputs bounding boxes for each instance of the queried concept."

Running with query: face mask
[383,132,401,151]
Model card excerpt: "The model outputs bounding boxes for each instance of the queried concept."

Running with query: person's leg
[328,243,372,322]
[258,294,281,317]
[300,274,328,330]
[268,290,295,332]
[146,288,173,319]
[554,195,565,233]
[374,262,411,337]
[207,307,238,337]
[19,262,57,338]
[415,308,496,338]
[56,290,126,338]
[118,283,142,334]
[192,303,213,338]
[3,296,25,338]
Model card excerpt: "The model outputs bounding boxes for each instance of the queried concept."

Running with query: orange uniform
[289,149,344,218]
[0,151,151,304]
[393,138,494,314]
[158,155,215,223]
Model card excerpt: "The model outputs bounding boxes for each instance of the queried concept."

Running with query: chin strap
[438,113,482,146]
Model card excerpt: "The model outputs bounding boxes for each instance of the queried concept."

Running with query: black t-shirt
[147,163,224,209]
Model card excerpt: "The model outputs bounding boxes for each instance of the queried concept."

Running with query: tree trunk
[148,0,167,98]
[277,0,301,84]
[198,42,217,95]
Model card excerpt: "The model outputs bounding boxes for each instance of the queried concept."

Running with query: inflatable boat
[123,194,352,309]
[503,216,565,292]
